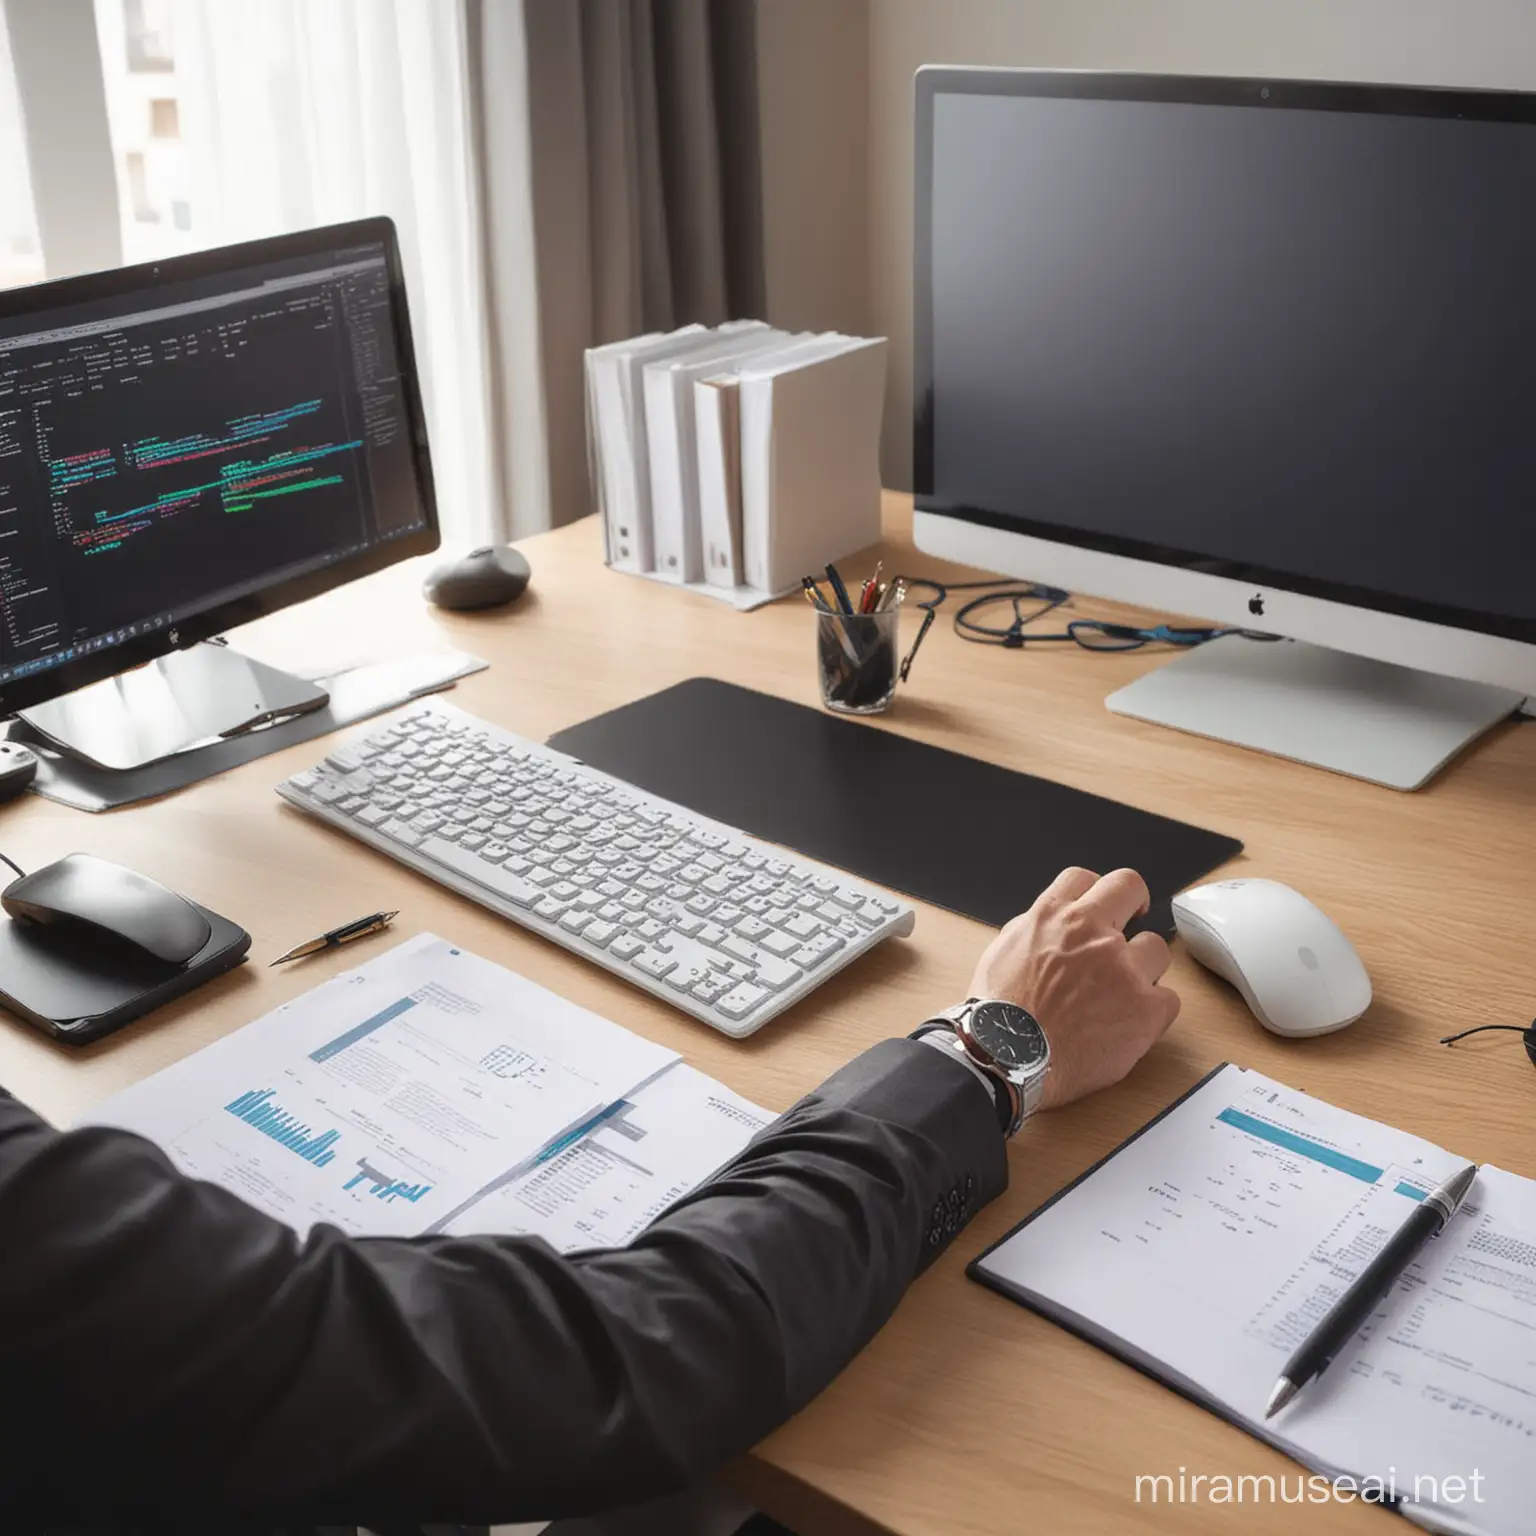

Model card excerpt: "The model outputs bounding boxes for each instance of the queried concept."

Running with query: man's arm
[0,1039,1003,1527]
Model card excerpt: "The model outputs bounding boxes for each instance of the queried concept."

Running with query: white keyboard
[276,700,915,1037]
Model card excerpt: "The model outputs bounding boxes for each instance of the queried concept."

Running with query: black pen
[270,910,399,966]
[1265,1162,1478,1418]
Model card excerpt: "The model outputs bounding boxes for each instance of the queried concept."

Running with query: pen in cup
[823,562,856,615]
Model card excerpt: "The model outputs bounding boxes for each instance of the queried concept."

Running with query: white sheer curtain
[0,3,44,289]
[166,0,524,543]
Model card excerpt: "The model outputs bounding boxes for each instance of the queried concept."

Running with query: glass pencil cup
[816,607,899,715]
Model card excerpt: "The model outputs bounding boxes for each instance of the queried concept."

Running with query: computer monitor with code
[0,218,438,764]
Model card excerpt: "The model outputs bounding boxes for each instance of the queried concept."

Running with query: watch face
[970,1001,1049,1072]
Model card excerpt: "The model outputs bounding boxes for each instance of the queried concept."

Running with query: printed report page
[977,1064,1535,1532]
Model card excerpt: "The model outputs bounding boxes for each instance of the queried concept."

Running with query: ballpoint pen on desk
[271,910,400,966]
[1264,1161,1479,1419]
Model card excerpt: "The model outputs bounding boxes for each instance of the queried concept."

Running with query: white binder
[737,336,888,595]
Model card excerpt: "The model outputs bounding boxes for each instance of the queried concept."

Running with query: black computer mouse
[3,853,212,965]
[423,545,532,611]
[0,741,38,804]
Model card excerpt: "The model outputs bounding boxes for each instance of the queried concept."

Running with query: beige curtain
[474,0,766,535]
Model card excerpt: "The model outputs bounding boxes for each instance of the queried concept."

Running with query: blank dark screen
[929,92,1536,624]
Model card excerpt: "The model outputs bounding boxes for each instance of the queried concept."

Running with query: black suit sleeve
[0,1039,1006,1528]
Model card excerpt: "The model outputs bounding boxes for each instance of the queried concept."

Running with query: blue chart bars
[224,1088,341,1167]
[344,1156,433,1205]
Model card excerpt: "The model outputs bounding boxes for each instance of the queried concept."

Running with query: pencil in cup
[815,605,900,715]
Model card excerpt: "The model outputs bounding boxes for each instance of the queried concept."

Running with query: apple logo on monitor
[1248,593,1265,617]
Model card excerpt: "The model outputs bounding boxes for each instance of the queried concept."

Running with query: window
[122,0,173,73]
[0,8,44,289]
[95,0,196,263]
[124,151,158,222]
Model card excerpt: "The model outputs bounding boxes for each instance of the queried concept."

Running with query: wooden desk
[3,493,1533,1535]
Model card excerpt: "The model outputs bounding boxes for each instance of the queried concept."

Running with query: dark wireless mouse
[0,741,38,804]
[2,853,212,965]
[423,545,531,611]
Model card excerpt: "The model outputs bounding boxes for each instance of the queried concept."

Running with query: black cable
[0,850,25,881]
[952,586,1071,647]
[1440,1024,1528,1044]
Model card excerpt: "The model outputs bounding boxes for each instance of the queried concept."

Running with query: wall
[868,0,1536,487]
[755,0,870,334]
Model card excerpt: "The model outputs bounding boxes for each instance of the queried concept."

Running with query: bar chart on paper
[343,1156,433,1205]
[80,935,680,1240]
[224,1088,341,1167]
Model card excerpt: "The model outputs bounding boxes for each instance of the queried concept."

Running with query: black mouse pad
[548,678,1242,936]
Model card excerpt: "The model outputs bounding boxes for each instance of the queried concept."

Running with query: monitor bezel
[913,67,1536,650]
[0,216,440,714]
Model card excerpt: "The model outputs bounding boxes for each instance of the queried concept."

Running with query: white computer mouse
[1170,878,1372,1038]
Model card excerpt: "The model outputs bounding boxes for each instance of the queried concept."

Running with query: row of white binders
[585,321,887,608]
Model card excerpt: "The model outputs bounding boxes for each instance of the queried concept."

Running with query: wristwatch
[917,998,1051,1138]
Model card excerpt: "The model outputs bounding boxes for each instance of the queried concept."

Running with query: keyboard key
[716,982,769,1020]
[380,818,424,847]
[609,933,645,961]
[736,916,771,941]
[559,910,593,935]
[418,836,539,907]
[533,895,571,920]
[785,911,822,938]
[792,932,845,968]
[584,919,618,947]
[632,947,676,979]
[690,975,733,1004]
[761,929,801,957]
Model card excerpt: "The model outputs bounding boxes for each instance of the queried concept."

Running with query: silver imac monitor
[913,68,1536,789]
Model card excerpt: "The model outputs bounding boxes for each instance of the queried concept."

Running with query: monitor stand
[1105,635,1526,790]
[17,641,329,773]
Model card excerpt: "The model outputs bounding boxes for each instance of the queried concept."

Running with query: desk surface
[3,494,1533,1536]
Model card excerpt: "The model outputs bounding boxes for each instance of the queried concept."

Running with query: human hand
[968,867,1180,1110]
